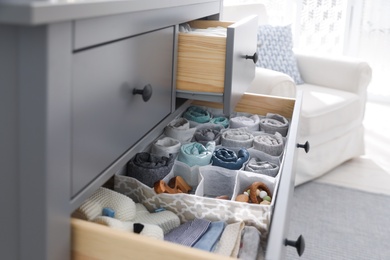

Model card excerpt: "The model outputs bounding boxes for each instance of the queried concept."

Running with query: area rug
[285,182,390,259]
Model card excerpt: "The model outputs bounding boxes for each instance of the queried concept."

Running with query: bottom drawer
[71,93,301,259]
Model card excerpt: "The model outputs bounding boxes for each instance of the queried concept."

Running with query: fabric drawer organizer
[112,105,290,257]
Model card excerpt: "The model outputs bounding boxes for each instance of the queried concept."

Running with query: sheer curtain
[223,0,390,102]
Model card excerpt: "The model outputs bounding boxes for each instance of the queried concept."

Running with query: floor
[314,100,390,195]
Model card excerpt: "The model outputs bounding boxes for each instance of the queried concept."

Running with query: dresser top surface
[0,0,220,25]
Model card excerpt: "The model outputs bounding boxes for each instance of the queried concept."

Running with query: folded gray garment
[164,117,196,143]
[221,128,254,148]
[229,114,260,131]
[238,226,262,260]
[253,132,284,156]
[151,136,181,158]
[259,113,289,137]
[127,153,175,188]
[244,157,279,177]
[193,123,223,145]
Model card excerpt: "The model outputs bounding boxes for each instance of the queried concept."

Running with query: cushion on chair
[297,84,363,145]
[256,25,304,85]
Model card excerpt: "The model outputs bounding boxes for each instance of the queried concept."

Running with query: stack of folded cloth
[165,219,262,260]
[212,147,250,170]
[127,152,175,188]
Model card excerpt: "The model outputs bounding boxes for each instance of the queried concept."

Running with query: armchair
[222,3,372,185]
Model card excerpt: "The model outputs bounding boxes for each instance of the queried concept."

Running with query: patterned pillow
[256,25,304,85]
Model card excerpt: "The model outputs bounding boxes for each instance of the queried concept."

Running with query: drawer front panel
[71,27,174,197]
[176,16,258,114]
[224,15,258,114]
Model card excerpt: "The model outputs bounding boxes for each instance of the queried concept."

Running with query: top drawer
[71,27,174,197]
[176,15,258,114]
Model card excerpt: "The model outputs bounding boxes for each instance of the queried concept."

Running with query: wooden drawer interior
[177,20,234,93]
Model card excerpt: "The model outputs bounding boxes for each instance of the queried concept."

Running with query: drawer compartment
[71,93,302,259]
[71,27,174,197]
[176,16,258,114]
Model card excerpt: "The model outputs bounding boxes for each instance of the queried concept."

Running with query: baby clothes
[182,106,211,127]
[229,114,261,131]
[212,147,250,170]
[253,132,284,156]
[245,157,279,177]
[164,218,211,247]
[193,221,226,252]
[127,152,175,188]
[221,128,254,148]
[164,117,196,143]
[177,141,215,167]
[192,123,223,146]
[259,113,289,137]
[151,136,181,158]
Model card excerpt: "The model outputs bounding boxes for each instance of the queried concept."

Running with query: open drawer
[176,16,258,115]
[71,92,303,259]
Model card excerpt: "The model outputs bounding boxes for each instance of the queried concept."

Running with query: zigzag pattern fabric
[256,25,304,84]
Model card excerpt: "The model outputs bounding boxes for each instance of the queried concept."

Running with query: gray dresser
[0,1,305,259]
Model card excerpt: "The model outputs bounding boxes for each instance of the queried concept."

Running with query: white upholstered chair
[222,3,372,185]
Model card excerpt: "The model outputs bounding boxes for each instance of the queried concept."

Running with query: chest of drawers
[0,1,304,259]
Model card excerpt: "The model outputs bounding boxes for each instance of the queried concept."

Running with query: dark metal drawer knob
[133,84,153,102]
[297,141,310,153]
[245,52,258,64]
[285,235,305,256]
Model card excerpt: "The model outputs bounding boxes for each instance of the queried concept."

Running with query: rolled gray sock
[229,114,260,131]
[164,117,196,143]
[221,128,254,149]
[253,132,284,156]
[259,113,289,137]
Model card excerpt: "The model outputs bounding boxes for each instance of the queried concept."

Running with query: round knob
[133,84,152,102]
[297,141,310,153]
[245,52,258,64]
[285,235,305,256]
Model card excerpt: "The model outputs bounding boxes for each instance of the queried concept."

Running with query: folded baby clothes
[214,221,245,257]
[210,116,229,128]
[259,113,289,137]
[193,123,223,146]
[253,132,284,156]
[127,152,175,188]
[182,106,211,127]
[151,136,181,158]
[245,157,279,177]
[229,114,260,131]
[221,128,254,149]
[193,221,226,252]
[238,226,262,260]
[164,117,196,143]
[212,147,250,170]
[165,218,211,247]
[177,141,215,167]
